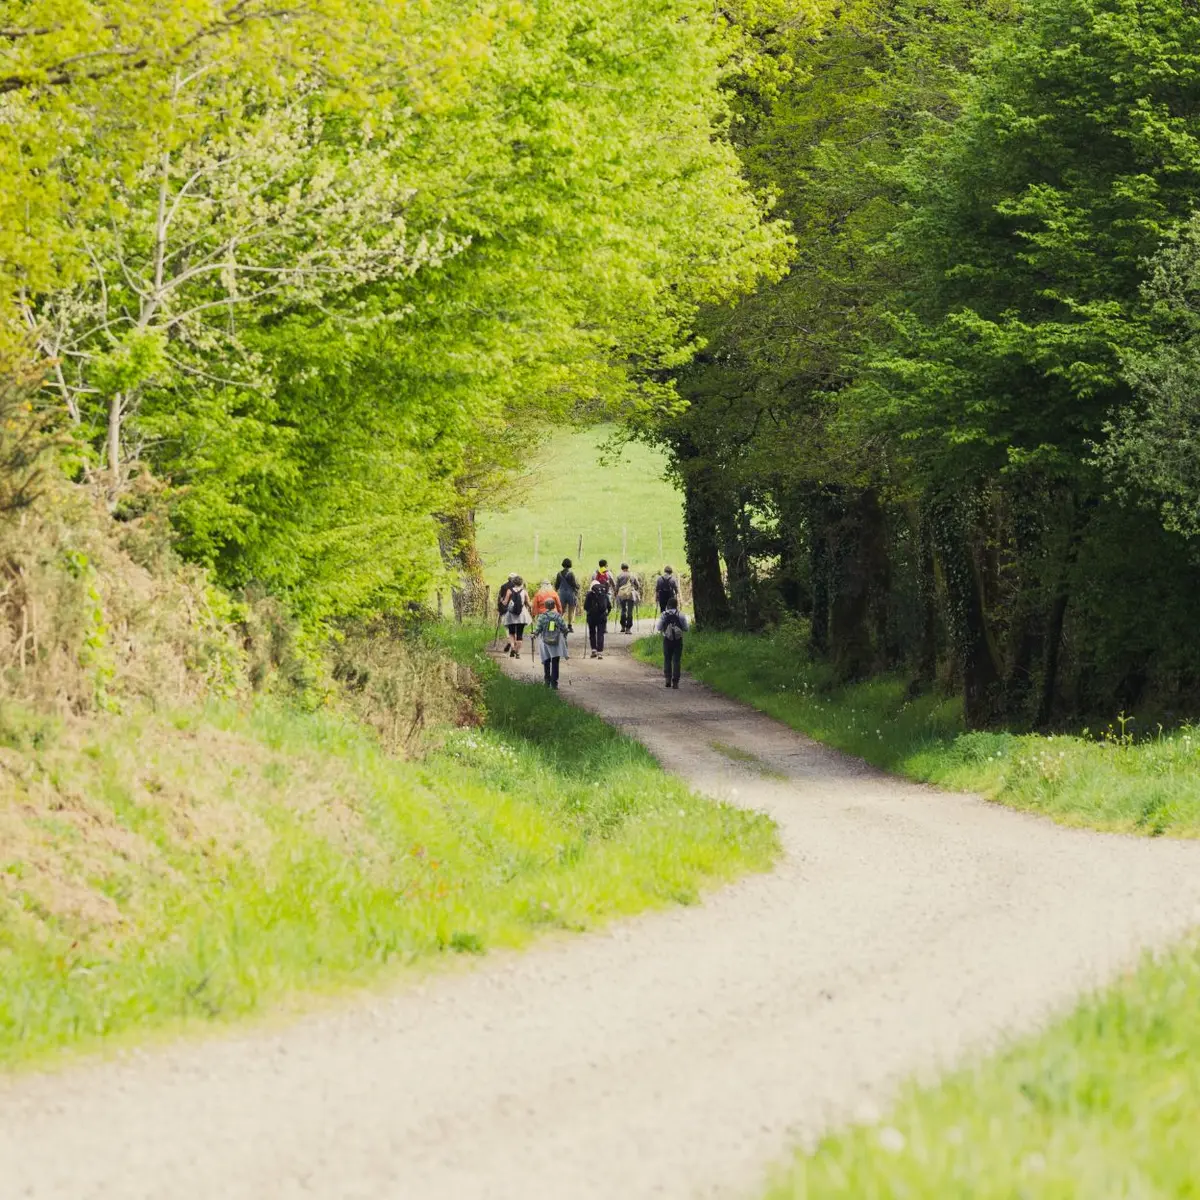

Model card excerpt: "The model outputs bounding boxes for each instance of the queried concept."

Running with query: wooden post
[578,533,583,558]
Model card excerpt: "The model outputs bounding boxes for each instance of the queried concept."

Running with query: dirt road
[4,625,1200,1199]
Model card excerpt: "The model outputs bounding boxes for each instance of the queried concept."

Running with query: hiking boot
[567,624,574,633]
[672,680,679,689]
[665,680,672,688]
[597,653,603,660]
[551,681,559,690]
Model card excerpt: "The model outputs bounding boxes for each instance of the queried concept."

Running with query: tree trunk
[106,392,124,495]
[718,492,756,631]
[682,468,731,630]
[914,504,939,690]
[828,487,888,682]
[931,494,1002,728]
[808,488,831,657]
[436,506,488,620]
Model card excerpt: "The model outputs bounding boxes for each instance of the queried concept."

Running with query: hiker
[555,557,580,632]
[498,574,531,658]
[655,564,680,613]
[615,562,639,634]
[583,579,612,658]
[533,597,569,689]
[533,579,562,614]
[592,558,617,602]
[657,599,690,688]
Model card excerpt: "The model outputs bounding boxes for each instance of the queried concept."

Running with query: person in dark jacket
[583,580,612,659]
[657,600,690,688]
[555,558,579,632]
[655,565,680,613]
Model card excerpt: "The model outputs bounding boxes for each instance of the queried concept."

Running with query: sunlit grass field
[476,425,687,588]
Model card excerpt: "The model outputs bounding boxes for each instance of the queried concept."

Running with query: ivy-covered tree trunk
[718,491,758,631]
[682,468,732,629]
[436,507,488,620]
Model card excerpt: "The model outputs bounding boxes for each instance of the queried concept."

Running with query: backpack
[584,588,608,618]
[617,579,634,601]
[661,610,684,641]
[656,575,679,606]
[541,614,563,647]
[507,590,524,619]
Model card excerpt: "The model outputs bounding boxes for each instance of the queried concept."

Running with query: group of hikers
[496,558,690,689]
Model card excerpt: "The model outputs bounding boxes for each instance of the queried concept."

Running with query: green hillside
[476,426,686,589]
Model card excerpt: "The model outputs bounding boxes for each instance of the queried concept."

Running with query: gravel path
[5,624,1200,1199]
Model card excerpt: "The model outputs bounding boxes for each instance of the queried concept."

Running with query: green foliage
[6,0,791,626]
[1101,215,1200,538]
[769,936,1200,1197]
[0,629,776,1068]
[638,628,1200,836]
[648,0,1200,727]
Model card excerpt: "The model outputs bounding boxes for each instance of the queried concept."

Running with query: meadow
[475,425,687,588]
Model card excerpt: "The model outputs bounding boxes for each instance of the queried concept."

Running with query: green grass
[633,624,1200,836]
[0,629,776,1069]
[768,937,1200,1198]
[475,424,686,587]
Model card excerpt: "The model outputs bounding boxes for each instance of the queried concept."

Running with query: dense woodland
[647,0,1200,729]
[5,0,1200,729]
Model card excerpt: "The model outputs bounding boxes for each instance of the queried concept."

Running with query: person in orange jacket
[533,580,562,615]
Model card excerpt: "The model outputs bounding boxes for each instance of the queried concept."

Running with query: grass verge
[0,629,776,1070]
[768,937,1200,1198]
[634,627,1200,836]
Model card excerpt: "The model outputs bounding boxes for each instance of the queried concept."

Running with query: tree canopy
[5,0,793,620]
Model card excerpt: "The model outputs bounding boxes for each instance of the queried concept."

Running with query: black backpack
[508,590,524,619]
[656,575,678,606]
[661,610,684,641]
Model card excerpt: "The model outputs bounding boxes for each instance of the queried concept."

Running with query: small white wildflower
[878,1127,906,1153]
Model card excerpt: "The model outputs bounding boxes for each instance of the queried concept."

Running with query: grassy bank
[633,626,1200,836]
[768,936,1200,1197]
[475,424,686,586]
[0,629,776,1069]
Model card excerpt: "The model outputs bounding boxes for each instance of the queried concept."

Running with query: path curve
[4,625,1200,1199]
